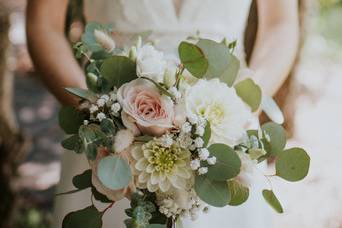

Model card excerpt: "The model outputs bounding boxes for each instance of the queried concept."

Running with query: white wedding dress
[52,0,273,227]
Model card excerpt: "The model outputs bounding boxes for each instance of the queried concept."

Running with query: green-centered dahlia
[132,140,192,192]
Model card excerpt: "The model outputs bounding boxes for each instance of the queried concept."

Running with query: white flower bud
[190,159,201,170]
[163,66,177,88]
[89,104,98,113]
[94,29,115,53]
[96,98,106,107]
[100,94,110,102]
[194,137,204,148]
[198,167,208,175]
[195,126,205,136]
[188,114,198,125]
[111,102,121,114]
[129,46,137,62]
[109,91,117,101]
[198,148,210,161]
[96,112,106,121]
[83,120,89,125]
[181,122,192,134]
[207,156,217,165]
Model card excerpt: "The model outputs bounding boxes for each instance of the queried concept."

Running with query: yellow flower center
[206,103,225,125]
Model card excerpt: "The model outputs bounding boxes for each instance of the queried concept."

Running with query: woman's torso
[84,0,252,59]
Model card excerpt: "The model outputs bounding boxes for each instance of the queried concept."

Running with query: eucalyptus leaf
[276,147,310,182]
[62,205,103,228]
[262,190,284,213]
[91,186,112,203]
[228,180,249,206]
[97,156,132,190]
[194,175,230,207]
[207,144,241,181]
[59,106,84,134]
[178,41,208,77]
[261,122,287,156]
[61,134,82,152]
[100,56,137,88]
[100,118,116,135]
[65,87,97,102]
[197,39,240,86]
[79,124,107,160]
[234,78,262,112]
[72,169,92,190]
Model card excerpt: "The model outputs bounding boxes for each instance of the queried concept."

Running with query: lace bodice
[84,0,252,59]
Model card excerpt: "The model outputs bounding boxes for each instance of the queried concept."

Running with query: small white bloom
[111,102,121,114]
[96,98,106,107]
[189,144,197,151]
[83,120,89,125]
[168,87,181,100]
[187,114,198,125]
[178,133,193,149]
[114,129,134,152]
[181,122,192,134]
[110,92,117,101]
[198,167,208,175]
[100,94,110,102]
[158,134,173,148]
[89,104,99,113]
[207,156,217,165]
[194,137,204,148]
[190,159,201,170]
[198,148,210,161]
[195,125,205,136]
[96,112,106,121]
[136,44,166,83]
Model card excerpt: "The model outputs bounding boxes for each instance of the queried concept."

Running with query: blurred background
[0,0,342,227]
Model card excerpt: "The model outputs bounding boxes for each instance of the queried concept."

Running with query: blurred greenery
[318,0,342,46]
[15,208,51,228]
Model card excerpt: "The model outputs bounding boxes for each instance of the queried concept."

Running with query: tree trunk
[0,3,27,228]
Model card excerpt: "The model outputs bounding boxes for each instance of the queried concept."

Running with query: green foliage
[197,39,240,86]
[91,185,112,203]
[206,144,241,181]
[262,190,284,213]
[61,134,82,152]
[65,87,97,102]
[276,148,310,182]
[62,205,102,228]
[261,122,287,156]
[194,175,231,207]
[100,118,116,135]
[100,56,137,89]
[178,41,209,77]
[202,121,211,147]
[234,78,262,112]
[82,22,112,52]
[59,106,84,134]
[72,169,92,190]
[228,180,249,206]
[125,192,167,228]
[97,156,132,190]
[78,124,107,160]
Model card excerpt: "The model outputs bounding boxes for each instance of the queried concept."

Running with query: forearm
[250,0,300,97]
[27,0,87,106]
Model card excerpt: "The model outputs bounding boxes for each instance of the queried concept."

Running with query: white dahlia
[185,79,252,146]
[131,140,192,192]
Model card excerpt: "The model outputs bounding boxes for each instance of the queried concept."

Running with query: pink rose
[117,78,175,136]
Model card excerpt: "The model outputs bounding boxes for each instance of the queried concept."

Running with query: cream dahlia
[131,140,192,192]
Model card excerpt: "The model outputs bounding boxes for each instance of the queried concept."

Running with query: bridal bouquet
[58,23,310,228]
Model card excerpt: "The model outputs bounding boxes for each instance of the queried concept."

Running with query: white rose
[185,79,252,146]
[136,44,166,83]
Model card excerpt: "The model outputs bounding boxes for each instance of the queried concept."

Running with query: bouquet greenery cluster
[58,22,310,228]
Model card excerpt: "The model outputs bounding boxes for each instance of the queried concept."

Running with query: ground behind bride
[3,0,342,227]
